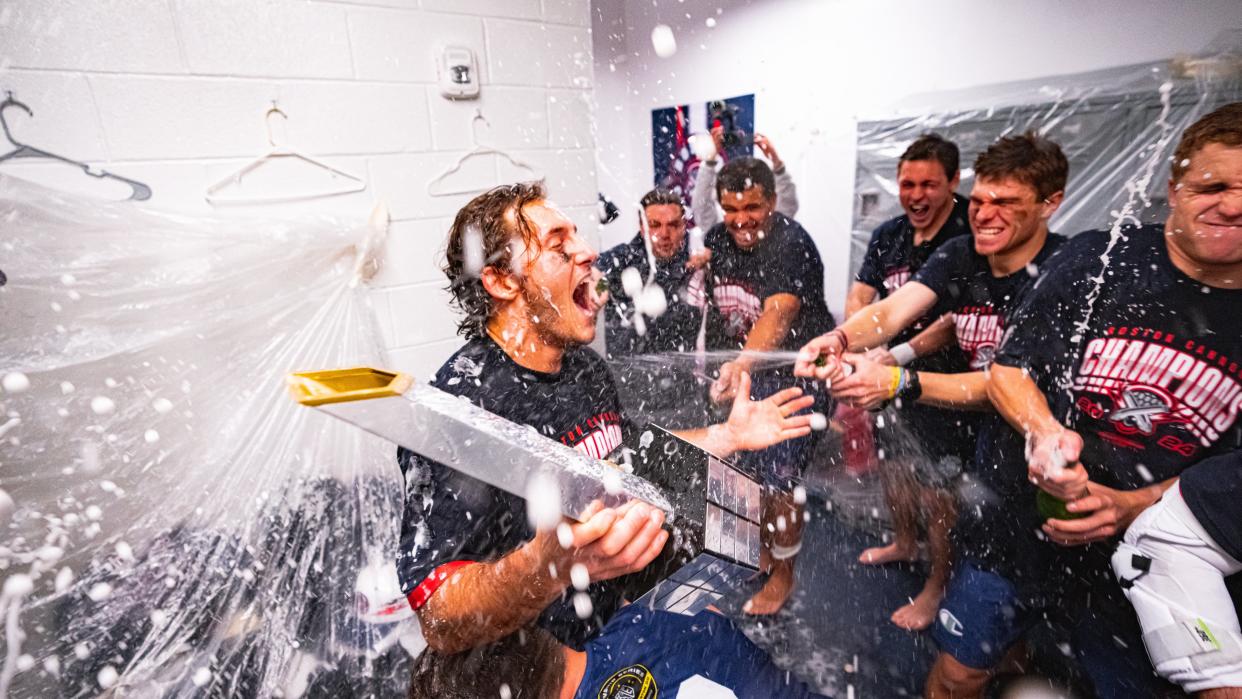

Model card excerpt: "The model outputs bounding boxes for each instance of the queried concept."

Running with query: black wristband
[897,369,922,402]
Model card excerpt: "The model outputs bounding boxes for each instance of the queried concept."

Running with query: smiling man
[794,133,1069,663]
[703,157,835,614]
[399,182,816,661]
[975,102,1242,698]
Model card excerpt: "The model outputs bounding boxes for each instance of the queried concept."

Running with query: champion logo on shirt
[1074,327,1242,449]
[883,265,911,292]
[558,410,623,460]
[954,304,1004,369]
[712,279,762,339]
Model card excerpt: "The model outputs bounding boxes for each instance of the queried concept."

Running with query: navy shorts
[931,560,1035,669]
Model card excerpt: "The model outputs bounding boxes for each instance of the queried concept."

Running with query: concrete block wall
[0,0,599,380]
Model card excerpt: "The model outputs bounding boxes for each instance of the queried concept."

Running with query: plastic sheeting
[850,46,1242,275]
[0,175,418,697]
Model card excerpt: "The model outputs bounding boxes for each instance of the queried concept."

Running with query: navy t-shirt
[704,213,834,352]
[397,336,629,649]
[913,233,1067,371]
[971,225,1242,596]
[1179,450,1242,562]
[598,233,706,357]
[597,234,711,428]
[856,196,973,461]
[574,605,824,699]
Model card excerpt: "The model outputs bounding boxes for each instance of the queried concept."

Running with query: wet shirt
[574,605,823,699]
[913,233,1067,370]
[854,197,973,462]
[397,336,627,649]
[598,233,707,357]
[703,213,834,352]
[972,225,1242,593]
[1178,450,1242,561]
[856,195,971,322]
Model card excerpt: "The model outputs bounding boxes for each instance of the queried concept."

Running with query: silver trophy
[287,367,761,615]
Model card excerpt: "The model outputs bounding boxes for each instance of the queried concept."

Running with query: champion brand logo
[938,609,964,637]
[1074,329,1242,448]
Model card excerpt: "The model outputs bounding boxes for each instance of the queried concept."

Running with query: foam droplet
[87,582,112,601]
[570,563,590,591]
[3,573,33,597]
[97,666,118,689]
[650,24,677,58]
[192,667,212,687]
[2,372,30,393]
[144,429,160,444]
[793,486,807,505]
[152,397,173,414]
[54,566,74,593]
[637,284,668,318]
[524,472,561,531]
[90,396,115,415]
[572,591,594,619]
[808,413,827,431]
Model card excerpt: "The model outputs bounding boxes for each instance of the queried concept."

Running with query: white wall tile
[0,72,110,161]
[501,148,597,208]
[485,20,592,88]
[371,218,452,288]
[370,151,504,220]
[173,0,353,79]
[90,76,278,160]
[387,282,460,346]
[275,82,431,155]
[386,339,461,381]
[0,0,184,73]
[547,88,595,149]
[542,0,592,26]
[348,8,486,83]
[422,0,541,21]
[368,286,396,347]
[427,86,548,151]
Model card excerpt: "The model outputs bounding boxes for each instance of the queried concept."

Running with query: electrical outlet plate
[437,45,480,100]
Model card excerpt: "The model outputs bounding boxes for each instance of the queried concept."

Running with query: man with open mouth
[397,181,818,666]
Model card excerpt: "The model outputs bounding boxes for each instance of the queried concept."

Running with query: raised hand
[722,370,814,452]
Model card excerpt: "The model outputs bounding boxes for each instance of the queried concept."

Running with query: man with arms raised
[400,183,815,657]
[982,102,1242,697]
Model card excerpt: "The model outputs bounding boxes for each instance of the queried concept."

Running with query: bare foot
[890,586,943,631]
[743,561,795,615]
[858,541,918,566]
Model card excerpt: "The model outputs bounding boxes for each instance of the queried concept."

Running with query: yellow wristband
[888,366,901,398]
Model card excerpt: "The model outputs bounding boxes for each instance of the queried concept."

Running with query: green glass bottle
[1036,490,1088,521]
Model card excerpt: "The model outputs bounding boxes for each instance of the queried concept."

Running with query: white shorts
[1113,482,1242,693]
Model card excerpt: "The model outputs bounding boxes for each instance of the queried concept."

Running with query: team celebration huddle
[402,103,1242,698]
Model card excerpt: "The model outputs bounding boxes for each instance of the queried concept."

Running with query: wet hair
[973,131,1069,201]
[899,133,960,179]
[443,181,546,338]
[716,157,777,201]
[640,187,685,213]
[407,625,565,699]
[1171,102,1242,183]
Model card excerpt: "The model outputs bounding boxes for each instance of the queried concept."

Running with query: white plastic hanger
[426,109,541,197]
[205,103,366,205]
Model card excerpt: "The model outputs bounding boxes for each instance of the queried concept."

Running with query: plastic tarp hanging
[849,44,1242,275]
[0,175,418,697]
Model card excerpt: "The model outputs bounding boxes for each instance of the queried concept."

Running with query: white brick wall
[0,0,599,381]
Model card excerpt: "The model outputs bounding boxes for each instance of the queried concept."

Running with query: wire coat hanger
[426,109,541,197]
[205,102,366,205]
[0,91,152,201]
